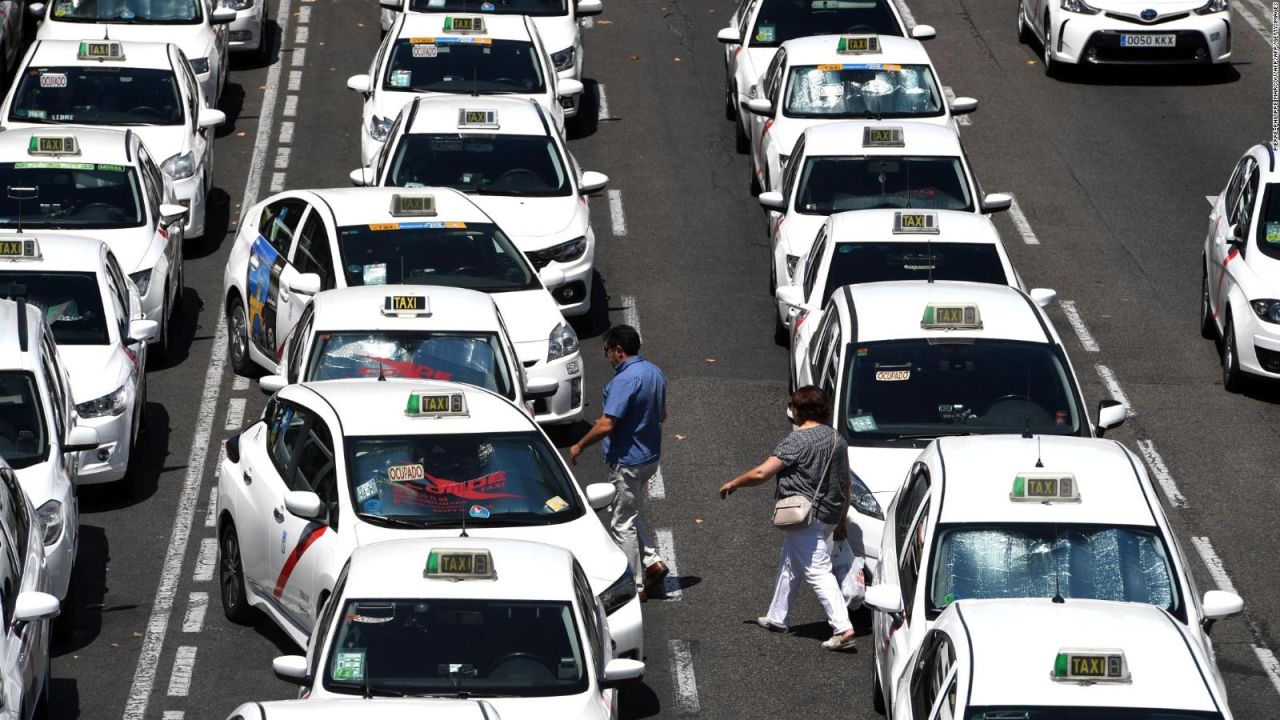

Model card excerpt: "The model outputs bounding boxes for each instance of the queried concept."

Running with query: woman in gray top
[719,386,855,650]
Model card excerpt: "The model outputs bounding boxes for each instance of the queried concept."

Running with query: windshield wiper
[412,691,520,699]
[359,513,427,529]
[886,431,975,441]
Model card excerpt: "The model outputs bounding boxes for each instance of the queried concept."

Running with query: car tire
[1017,0,1033,44]
[154,290,171,361]
[725,80,736,122]
[256,0,271,63]
[34,663,50,720]
[735,116,750,154]
[1042,17,1059,77]
[52,589,75,645]
[773,313,789,347]
[871,661,886,715]
[122,379,147,498]
[228,299,251,375]
[1222,314,1246,393]
[749,162,761,196]
[219,522,256,624]
[1200,263,1217,339]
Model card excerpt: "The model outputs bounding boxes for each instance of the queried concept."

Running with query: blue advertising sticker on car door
[247,235,286,356]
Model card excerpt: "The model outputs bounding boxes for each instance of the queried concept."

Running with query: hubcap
[1225,329,1235,369]
[221,533,241,607]
[230,307,247,363]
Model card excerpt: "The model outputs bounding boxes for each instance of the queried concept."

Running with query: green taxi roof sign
[443,15,486,33]
[1011,472,1080,503]
[382,294,430,316]
[1052,649,1130,684]
[0,238,40,261]
[390,193,436,217]
[458,108,499,129]
[837,34,879,54]
[894,211,938,235]
[78,40,125,61]
[921,303,982,330]
[405,390,468,418]
[862,126,904,148]
[425,548,496,580]
[27,136,79,156]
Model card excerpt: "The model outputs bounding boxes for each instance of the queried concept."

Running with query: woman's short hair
[790,385,831,424]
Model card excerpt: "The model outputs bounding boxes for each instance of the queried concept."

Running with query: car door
[901,631,957,720]
[283,302,315,384]
[771,133,804,244]
[0,468,38,713]
[248,198,308,360]
[176,50,211,174]
[236,397,305,599]
[272,408,340,626]
[1217,159,1260,323]
[751,48,784,177]
[277,209,333,358]
[882,495,930,704]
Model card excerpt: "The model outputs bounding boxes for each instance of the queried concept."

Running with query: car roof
[0,297,47,371]
[403,95,551,136]
[802,121,963,157]
[0,233,108,273]
[781,34,932,67]
[300,187,496,227]
[827,209,998,244]
[956,598,1219,712]
[394,12,533,42]
[931,436,1157,526]
[0,126,139,165]
[309,285,503,333]
[840,280,1050,343]
[28,38,175,70]
[255,697,490,720]
[282,378,534,436]
[342,537,577,602]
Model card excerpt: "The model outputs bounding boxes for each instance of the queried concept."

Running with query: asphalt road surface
[38,0,1280,717]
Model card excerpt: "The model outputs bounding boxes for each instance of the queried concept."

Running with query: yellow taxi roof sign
[862,126,904,147]
[425,548,496,580]
[894,211,938,235]
[405,390,468,417]
[27,136,79,156]
[1010,472,1080,503]
[390,193,436,217]
[1052,649,1130,684]
[921,303,982,330]
[443,15,486,33]
[382,294,430,316]
[837,34,879,54]
[0,238,41,261]
[78,40,125,61]
[458,108,499,129]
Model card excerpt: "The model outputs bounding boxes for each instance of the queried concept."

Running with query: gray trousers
[607,461,663,589]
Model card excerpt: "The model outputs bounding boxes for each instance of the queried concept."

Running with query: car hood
[741,47,776,88]
[59,343,134,403]
[848,444,917,501]
[37,19,215,59]
[530,15,576,55]
[1086,0,1206,13]
[489,289,562,357]
[27,227,159,276]
[467,194,582,248]
[127,125,191,165]
[778,213,826,258]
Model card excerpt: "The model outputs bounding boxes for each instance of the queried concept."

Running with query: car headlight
[599,568,636,614]
[189,57,211,74]
[527,236,587,268]
[369,115,394,141]
[161,151,196,180]
[547,322,579,361]
[550,46,576,72]
[1060,0,1098,12]
[218,0,254,9]
[849,472,883,521]
[129,269,153,296]
[1195,0,1228,12]
[1251,299,1280,323]
[76,386,129,418]
[37,500,63,546]
[784,254,800,279]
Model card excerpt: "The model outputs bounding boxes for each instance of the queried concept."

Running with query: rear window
[0,271,109,345]
[0,372,47,469]
[749,0,904,47]
[0,163,145,229]
[383,39,544,94]
[10,66,184,126]
[821,242,1007,303]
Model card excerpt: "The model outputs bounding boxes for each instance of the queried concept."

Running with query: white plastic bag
[831,538,866,609]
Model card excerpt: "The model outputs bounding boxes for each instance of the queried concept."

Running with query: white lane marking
[654,529,682,600]
[581,15,593,28]
[607,189,627,236]
[648,466,666,499]
[1233,0,1269,39]
[293,48,306,66]
[942,86,970,127]
[1134,439,1187,508]
[621,294,641,336]
[889,0,916,26]
[274,146,291,170]
[166,647,197,696]
[162,713,184,720]
[669,640,701,715]
[1094,364,1134,415]
[269,172,286,193]
[298,4,311,22]
[1058,300,1099,352]
[288,70,302,92]
[596,82,610,121]
[224,397,246,431]
[232,375,249,391]
[236,0,293,225]
[296,25,309,44]
[1254,647,1280,698]
[279,121,294,145]
[282,95,298,118]
[181,592,208,633]
[192,538,218,582]
[1207,195,1218,207]
[1007,195,1040,245]
[204,484,218,528]
[1191,537,1280,699]
[1192,536,1237,593]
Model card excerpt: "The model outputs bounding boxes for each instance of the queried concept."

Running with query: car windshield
[347,431,584,527]
[10,66,183,126]
[47,0,202,22]
[819,242,1007,305]
[749,0,904,47]
[324,598,587,697]
[0,372,47,470]
[0,163,145,229]
[0,272,109,344]
[840,339,1083,442]
[795,157,973,213]
[307,330,515,399]
[1255,183,1280,261]
[966,709,1222,720]
[784,65,942,118]
[384,39,545,94]
[388,134,569,197]
[407,0,567,17]
[929,524,1178,615]
[337,222,539,293]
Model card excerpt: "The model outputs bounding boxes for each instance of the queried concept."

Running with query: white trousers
[607,461,663,590]
[766,521,853,634]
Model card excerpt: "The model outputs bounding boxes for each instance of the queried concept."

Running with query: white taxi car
[222,187,584,424]
[771,209,1019,344]
[0,129,189,354]
[226,698,521,720]
[347,13,583,166]
[257,284,559,417]
[890,598,1233,719]
[862,434,1243,715]
[716,0,932,153]
[1201,142,1280,392]
[32,0,234,105]
[0,236,157,497]
[743,34,976,195]
[2,39,226,239]
[1019,0,1229,76]
[265,538,644,716]
[215,380,643,660]
[787,281,1128,575]
[351,95,609,316]
[376,0,603,119]
[223,0,269,57]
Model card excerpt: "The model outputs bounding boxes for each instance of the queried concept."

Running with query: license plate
[1120,33,1175,47]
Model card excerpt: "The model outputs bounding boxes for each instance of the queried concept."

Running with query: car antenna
[7,186,36,234]
[1034,435,1043,467]
[362,663,372,699]
[460,505,469,538]
[375,356,387,381]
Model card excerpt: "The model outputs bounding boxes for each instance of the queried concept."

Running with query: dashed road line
[621,295,641,335]
[941,86,970,127]
[648,466,666,499]
[1192,536,1236,593]
[597,82,610,121]
[1190,536,1280,697]
[607,189,627,236]
[288,70,302,92]
[581,15,593,28]
[669,640,701,715]
[298,4,311,21]
[181,592,208,633]
[1233,1,1268,39]
[270,172,286,192]
[274,146,291,169]
[224,397,246,431]
[166,647,197,696]
[192,538,218,583]
[1094,364,1133,414]
[279,121,295,145]
[296,25,309,44]
[654,529,682,600]
[1007,194,1040,245]
[162,712,184,720]
[1135,439,1187,508]
[204,485,219,528]
[231,375,250,391]
[293,48,306,66]
[1058,300,1099,352]
[282,95,298,118]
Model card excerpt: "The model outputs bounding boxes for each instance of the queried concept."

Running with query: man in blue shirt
[570,324,668,599]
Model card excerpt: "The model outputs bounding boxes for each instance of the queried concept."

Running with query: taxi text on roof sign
[837,35,879,54]
[28,136,79,156]
[382,294,431,316]
[405,390,469,417]
[862,126,904,148]
[1010,472,1080,503]
[78,40,125,61]
[390,193,436,217]
[458,109,499,129]
[0,238,40,261]
[443,15,486,33]
[425,548,496,580]
[894,211,939,235]
[1052,649,1130,684]
[921,303,982,330]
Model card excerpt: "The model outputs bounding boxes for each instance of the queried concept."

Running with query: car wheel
[220,523,256,624]
[1042,17,1059,77]
[725,80,736,121]
[735,115,750,154]
[749,162,762,196]
[174,255,185,311]
[155,289,171,361]
[1222,314,1245,393]
[1200,263,1217,339]
[228,299,251,375]
[773,313,789,347]
[871,661,886,715]
[1017,0,1033,44]
[34,663,49,720]
[256,0,271,63]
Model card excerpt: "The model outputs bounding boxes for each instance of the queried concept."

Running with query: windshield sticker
[51,114,74,122]
[404,181,425,188]
[481,1,495,9]
[389,470,521,511]
[856,347,869,357]
[333,651,366,681]
[24,109,47,120]
[13,161,95,170]
[754,23,775,43]
[53,2,69,16]
[850,414,878,432]
[362,262,387,285]
[389,69,411,88]
[469,504,491,518]
[39,73,67,88]
[357,356,453,381]
[347,612,395,624]
[544,495,569,513]
[819,63,902,71]
[1267,221,1280,244]
[412,43,438,58]
[355,480,379,503]
[874,368,911,382]
[387,463,426,482]
[818,83,844,99]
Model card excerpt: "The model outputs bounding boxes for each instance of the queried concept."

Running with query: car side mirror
[863,584,904,614]
[524,376,558,401]
[1095,398,1128,436]
[981,192,1012,214]
[585,483,616,510]
[949,96,978,115]
[259,374,287,395]
[13,592,59,623]
[745,97,774,117]
[579,170,609,195]
[378,0,401,8]
[284,491,325,520]
[716,26,739,44]
[65,425,101,453]
[757,191,785,210]
[1227,224,1246,247]
[286,273,322,296]
[1201,590,1244,633]
[159,203,190,225]
[210,6,236,23]
[272,655,310,685]
[774,283,804,310]
[349,167,375,187]
[558,78,585,99]
[198,107,226,129]
[600,658,645,689]
[539,266,566,288]
[910,24,936,39]
[347,74,373,94]
[27,2,45,17]
[1029,288,1056,308]
[127,319,160,345]
[576,0,603,16]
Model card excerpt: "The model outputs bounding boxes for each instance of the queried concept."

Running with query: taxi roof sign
[1052,649,1130,684]
[458,108,499,129]
[0,238,40,261]
[443,15,486,33]
[862,126,904,148]
[894,211,938,235]
[382,294,431,316]
[425,548,496,580]
[405,390,468,417]
[1011,472,1080,503]
[28,136,79,156]
[78,40,125,61]
[390,193,436,217]
[921,303,982,330]
[837,34,879,54]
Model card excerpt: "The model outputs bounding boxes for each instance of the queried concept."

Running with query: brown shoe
[643,561,670,590]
